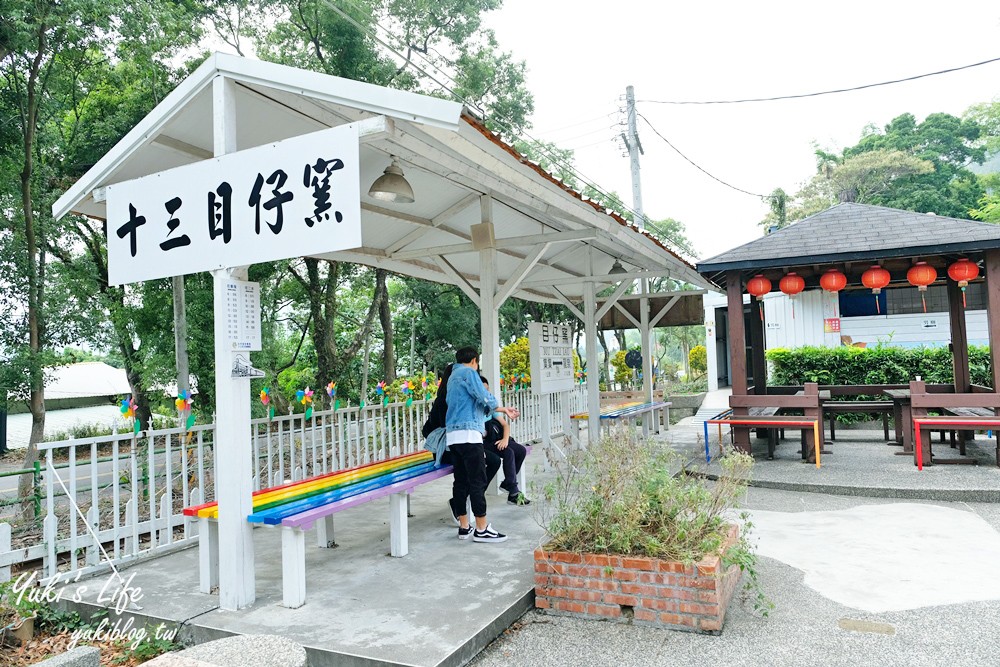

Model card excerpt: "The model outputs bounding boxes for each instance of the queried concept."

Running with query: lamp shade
[609,259,627,274]
[368,157,415,203]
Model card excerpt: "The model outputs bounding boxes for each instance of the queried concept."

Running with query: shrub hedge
[766,344,993,388]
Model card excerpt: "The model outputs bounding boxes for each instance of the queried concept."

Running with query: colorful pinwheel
[120,396,140,434]
[260,387,275,420]
[175,390,196,430]
[327,381,340,410]
[403,380,414,407]
[298,387,314,419]
[376,380,388,406]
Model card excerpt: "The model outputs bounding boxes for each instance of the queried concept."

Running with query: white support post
[479,196,501,393]
[199,518,219,594]
[212,74,255,611]
[640,290,654,435]
[0,523,10,582]
[316,515,335,548]
[389,492,409,557]
[281,526,306,608]
[584,282,601,446]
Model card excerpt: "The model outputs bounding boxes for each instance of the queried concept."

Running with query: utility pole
[623,85,656,418]
[622,85,645,231]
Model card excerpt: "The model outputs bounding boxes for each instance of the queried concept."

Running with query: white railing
[0,386,586,582]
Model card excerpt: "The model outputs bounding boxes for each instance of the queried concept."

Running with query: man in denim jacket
[446,346,516,543]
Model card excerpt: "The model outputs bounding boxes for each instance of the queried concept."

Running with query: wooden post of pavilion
[985,250,1000,395]
[748,298,767,395]
[947,277,972,392]
[725,270,750,451]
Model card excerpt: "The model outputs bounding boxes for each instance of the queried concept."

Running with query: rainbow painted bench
[183,450,450,608]
[570,401,671,439]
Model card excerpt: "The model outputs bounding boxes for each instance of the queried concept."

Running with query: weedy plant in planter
[534,429,770,633]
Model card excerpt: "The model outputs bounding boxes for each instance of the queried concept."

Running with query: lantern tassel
[792,299,796,319]
[963,287,967,309]
[759,301,764,322]
[875,294,880,315]
[922,293,927,314]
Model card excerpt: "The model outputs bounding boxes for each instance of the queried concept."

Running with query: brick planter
[534,524,742,634]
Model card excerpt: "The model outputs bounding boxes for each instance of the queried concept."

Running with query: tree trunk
[598,333,611,390]
[18,30,48,520]
[377,269,395,382]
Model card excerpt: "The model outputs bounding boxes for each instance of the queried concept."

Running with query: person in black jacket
[423,363,502,524]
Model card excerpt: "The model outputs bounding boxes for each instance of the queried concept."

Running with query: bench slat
[248,461,440,525]
[571,401,670,420]
[281,466,455,530]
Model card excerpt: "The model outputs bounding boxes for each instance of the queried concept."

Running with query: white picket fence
[0,386,586,582]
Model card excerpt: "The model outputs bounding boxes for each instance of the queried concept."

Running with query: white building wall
[840,309,988,348]
[762,290,841,349]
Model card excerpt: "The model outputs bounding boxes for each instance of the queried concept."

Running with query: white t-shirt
[446,429,483,446]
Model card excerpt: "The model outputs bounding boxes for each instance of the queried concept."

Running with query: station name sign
[106,124,362,285]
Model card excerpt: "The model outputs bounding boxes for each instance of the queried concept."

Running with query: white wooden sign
[106,124,362,285]
[529,322,574,395]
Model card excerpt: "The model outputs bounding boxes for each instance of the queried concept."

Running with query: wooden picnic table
[883,388,913,454]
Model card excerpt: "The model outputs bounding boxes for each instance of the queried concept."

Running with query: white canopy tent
[54,53,714,609]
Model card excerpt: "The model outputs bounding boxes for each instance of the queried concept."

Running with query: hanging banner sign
[529,322,575,395]
[106,124,362,285]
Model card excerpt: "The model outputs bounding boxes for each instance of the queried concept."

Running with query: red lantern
[906,261,937,313]
[820,269,847,318]
[746,274,771,321]
[861,265,891,315]
[746,274,771,301]
[819,269,847,293]
[947,258,980,308]
[779,272,805,318]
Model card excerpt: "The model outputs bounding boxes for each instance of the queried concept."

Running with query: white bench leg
[663,406,670,431]
[316,515,335,548]
[389,492,409,557]
[199,517,219,594]
[517,465,527,497]
[281,526,306,608]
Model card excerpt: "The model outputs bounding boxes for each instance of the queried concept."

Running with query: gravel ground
[469,486,1000,667]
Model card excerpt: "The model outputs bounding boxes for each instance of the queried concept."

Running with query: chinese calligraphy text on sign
[106,124,362,285]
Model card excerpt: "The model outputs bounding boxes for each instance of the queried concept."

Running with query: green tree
[689,345,707,379]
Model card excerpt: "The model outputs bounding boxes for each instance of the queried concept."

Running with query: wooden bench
[183,450,449,608]
[707,415,822,467]
[822,400,892,441]
[570,401,672,439]
[913,416,1000,470]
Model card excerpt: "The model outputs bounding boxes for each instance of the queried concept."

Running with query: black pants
[484,438,527,494]
[442,447,500,516]
[447,442,491,518]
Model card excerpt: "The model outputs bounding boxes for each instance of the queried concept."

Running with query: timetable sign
[528,322,574,395]
[223,279,262,351]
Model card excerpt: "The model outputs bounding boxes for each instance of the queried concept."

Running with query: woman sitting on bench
[480,375,530,506]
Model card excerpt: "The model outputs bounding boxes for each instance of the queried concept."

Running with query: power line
[325,0,696,258]
[638,55,1000,105]
[636,111,768,199]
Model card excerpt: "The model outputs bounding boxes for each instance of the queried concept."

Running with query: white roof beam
[522,270,672,289]
[390,229,596,261]
[495,243,550,307]
[650,295,682,328]
[595,279,634,321]
[612,302,642,329]
[552,287,585,322]
[433,256,480,305]
[151,135,213,160]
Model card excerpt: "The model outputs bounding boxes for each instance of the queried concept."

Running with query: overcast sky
[486,1,1000,260]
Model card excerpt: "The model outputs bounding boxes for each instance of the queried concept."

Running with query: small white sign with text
[529,322,574,395]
